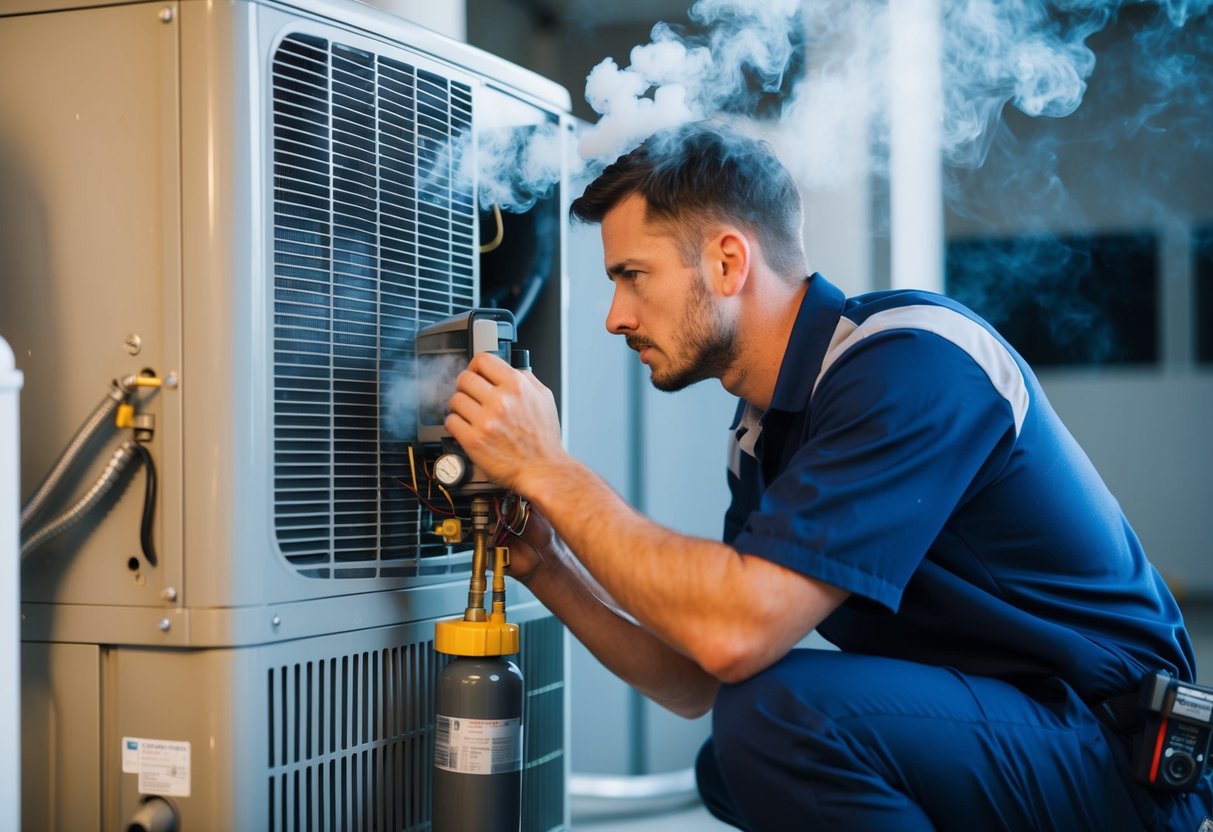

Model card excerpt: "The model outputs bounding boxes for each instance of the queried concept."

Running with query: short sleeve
[730,328,1022,612]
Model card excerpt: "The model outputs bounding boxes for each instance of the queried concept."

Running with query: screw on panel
[158,618,171,632]
[162,587,178,602]
[124,334,142,356]
[272,615,281,628]
[159,8,174,23]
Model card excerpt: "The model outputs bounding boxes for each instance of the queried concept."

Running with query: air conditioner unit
[0,0,571,829]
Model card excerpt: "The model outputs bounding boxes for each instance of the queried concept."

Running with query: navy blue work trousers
[695,649,1213,831]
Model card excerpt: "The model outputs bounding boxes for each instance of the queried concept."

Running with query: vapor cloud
[571,0,1212,191]
[381,352,467,442]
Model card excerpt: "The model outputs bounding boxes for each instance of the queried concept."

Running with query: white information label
[434,714,522,776]
[1173,689,1213,723]
[121,737,191,797]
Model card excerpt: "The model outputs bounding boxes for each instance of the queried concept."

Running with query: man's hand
[444,352,565,495]
[500,504,559,585]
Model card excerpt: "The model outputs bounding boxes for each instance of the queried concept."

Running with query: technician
[443,121,1213,831]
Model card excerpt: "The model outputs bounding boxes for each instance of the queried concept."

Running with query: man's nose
[605,286,636,335]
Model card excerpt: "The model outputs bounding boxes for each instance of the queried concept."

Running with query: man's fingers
[443,409,469,439]
[446,390,481,421]
[466,351,515,383]
[453,366,496,405]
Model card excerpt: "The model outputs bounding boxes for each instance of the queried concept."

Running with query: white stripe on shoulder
[812,305,1029,435]
[727,403,763,477]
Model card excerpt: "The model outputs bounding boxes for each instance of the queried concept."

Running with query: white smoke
[577,1,804,165]
[381,352,467,442]
[461,0,1213,209]
[570,0,1213,191]
[471,122,566,213]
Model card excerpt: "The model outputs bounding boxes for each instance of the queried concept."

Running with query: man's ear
[713,230,751,298]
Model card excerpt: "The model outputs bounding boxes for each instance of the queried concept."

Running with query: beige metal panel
[105,643,258,830]
[5,0,572,622]
[21,642,102,832]
[21,602,564,830]
[0,2,183,609]
[175,1,495,610]
[0,0,133,12]
[21,578,471,648]
[176,0,257,609]
[98,603,564,830]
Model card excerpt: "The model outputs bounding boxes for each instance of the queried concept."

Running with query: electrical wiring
[394,477,459,517]
[407,444,420,492]
[434,482,456,515]
[131,442,158,567]
[493,494,530,547]
[494,516,546,587]
[403,443,458,517]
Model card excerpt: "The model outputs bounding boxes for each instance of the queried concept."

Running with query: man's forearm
[515,456,848,683]
[519,531,720,719]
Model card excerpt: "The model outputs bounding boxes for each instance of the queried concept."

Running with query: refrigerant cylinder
[433,655,524,831]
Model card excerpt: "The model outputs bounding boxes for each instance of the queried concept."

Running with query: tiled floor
[572,598,1213,831]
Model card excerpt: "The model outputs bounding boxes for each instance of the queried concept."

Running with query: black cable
[131,442,158,567]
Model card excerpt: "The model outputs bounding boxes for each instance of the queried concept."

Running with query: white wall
[1,337,22,831]
[563,220,728,775]
[1041,373,1213,594]
[563,223,639,774]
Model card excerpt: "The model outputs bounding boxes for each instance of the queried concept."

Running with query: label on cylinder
[434,714,522,775]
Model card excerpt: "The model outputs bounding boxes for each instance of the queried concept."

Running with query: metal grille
[519,615,568,832]
[268,641,439,831]
[266,618,567,831]
[270,33,476,579]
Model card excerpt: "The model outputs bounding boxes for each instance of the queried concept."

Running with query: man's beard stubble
[648,272,740,393]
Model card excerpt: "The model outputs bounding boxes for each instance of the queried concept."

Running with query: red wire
[393,477,457,516]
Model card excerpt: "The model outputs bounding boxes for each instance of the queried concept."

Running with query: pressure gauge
[433,452,469,488]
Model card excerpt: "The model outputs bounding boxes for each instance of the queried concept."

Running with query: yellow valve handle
[434,517,463,544]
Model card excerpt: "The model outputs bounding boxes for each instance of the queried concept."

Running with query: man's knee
[712,649,838,757]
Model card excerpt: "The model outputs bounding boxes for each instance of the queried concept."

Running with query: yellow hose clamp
[115,402,136,429]
[435,617,520,657]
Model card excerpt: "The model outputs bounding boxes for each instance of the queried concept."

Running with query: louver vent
[518,614,567,832]
[270,33,476,578]
[267,641,440,831]
[266,618,566,831]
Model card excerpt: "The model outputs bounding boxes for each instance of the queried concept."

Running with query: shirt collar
[766,273,847,416]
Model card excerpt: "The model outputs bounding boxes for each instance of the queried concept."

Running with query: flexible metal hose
[20,440,139,560]
[19,381,126,530]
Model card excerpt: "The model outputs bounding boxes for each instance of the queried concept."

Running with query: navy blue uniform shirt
[724,273,1196,702]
